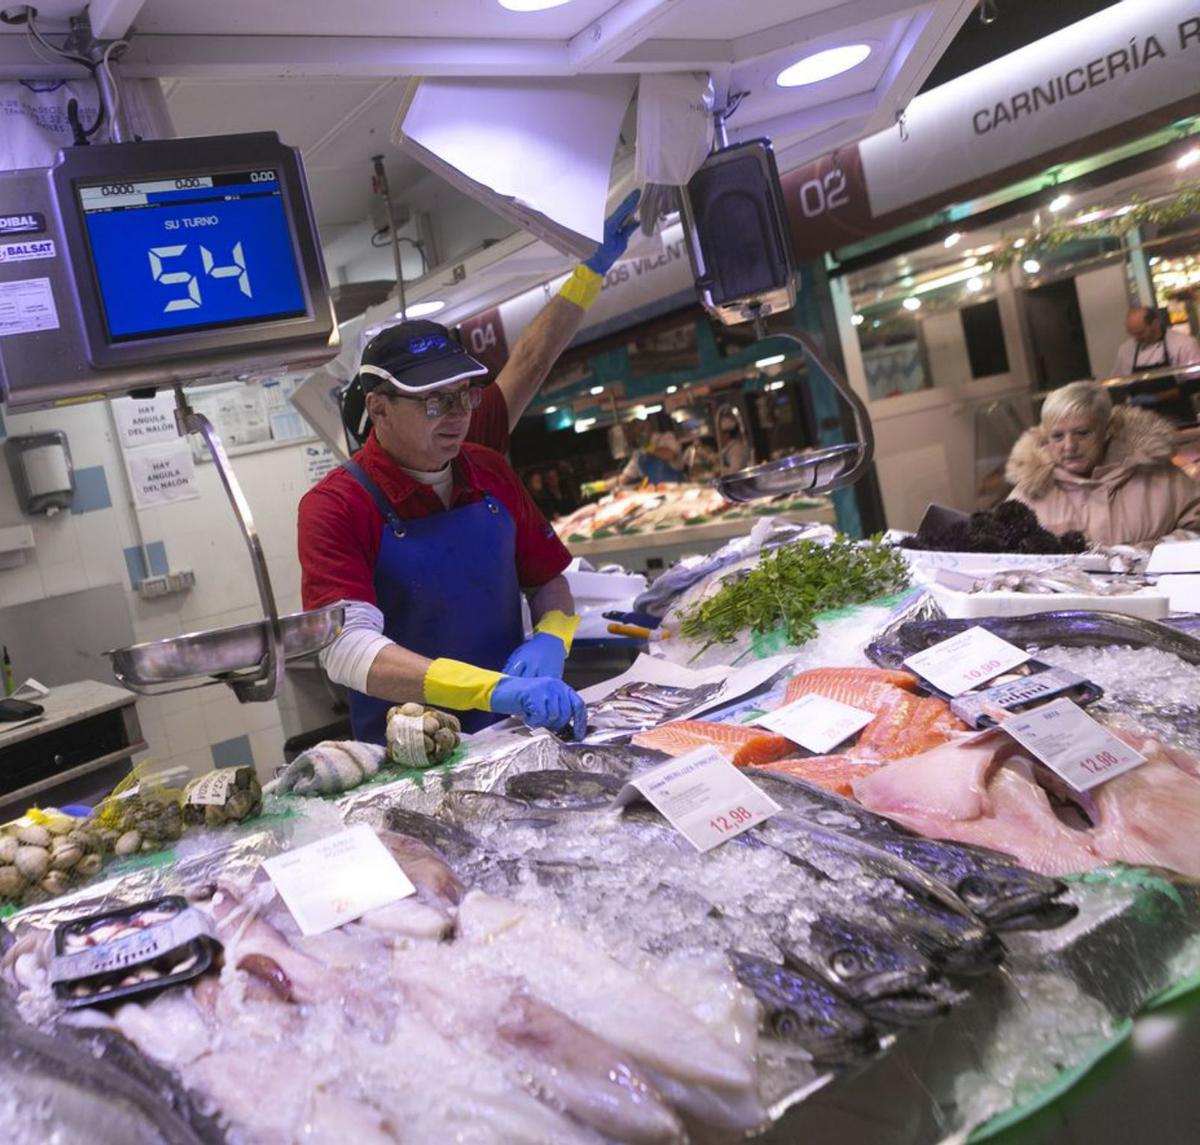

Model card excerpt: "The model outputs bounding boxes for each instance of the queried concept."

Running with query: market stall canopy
[0,1,978,315]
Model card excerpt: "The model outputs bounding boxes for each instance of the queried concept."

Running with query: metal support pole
[373,155,407,319]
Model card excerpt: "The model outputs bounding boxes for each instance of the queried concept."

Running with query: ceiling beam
[566,0,684,72]
[112,34,572,79]
[87,0,148,41]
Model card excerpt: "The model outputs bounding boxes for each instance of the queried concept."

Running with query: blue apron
[342,461,525,744]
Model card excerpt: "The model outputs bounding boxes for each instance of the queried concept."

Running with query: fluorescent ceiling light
[574,417,597,433]
[851,314,865,326]
[1177,148,1200,170]
[1049,194,1071,213]
[754,353,787,368]
[1022,259,1042,274]
[397,300,445,318]
[544,405,558,414]
[966,277,984,293]
[498,0,572,10]
[776,44,871,88]
[902,297,921,311]
[589,385,604,395]
[765,380,785,391]
[944,232,962,248]
[666,385,678,394]
[642,404,663,415]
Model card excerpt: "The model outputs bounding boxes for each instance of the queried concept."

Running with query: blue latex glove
[583,190,641,276]
[490,676,587,739]
[503,632,567,679]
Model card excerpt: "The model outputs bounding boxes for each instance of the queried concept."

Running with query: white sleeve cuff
[319,600,393,694]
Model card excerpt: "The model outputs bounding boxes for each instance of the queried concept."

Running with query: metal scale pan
[714,331,875,502]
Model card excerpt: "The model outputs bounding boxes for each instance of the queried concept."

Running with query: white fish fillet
[854,742,1099,876]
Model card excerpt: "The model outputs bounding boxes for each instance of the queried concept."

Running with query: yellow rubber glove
[557,264,603,311]
[533,610,581,654]
[423,658,503,713]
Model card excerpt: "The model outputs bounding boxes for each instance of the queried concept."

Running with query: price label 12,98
[614,746,781,852]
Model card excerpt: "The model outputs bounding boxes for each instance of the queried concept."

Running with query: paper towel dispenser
[6,432,75,515]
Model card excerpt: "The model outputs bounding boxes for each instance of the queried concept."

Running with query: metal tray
[106,604,343,691]
[715,443,863,502]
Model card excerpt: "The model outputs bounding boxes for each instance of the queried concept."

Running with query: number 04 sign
[614,746,780,852]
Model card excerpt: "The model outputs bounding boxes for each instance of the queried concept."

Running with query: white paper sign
[1002,698,1146,792]
[755,693,874,754]
[0,276,58,334]
[615,746,780,852]
[904,626,1029,696]
[126,440,198,508]
[263,824,416,936]
[303,443,338,487]
[111,392,179,449]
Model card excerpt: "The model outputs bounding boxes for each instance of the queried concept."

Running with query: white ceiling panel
[131,0,617,39]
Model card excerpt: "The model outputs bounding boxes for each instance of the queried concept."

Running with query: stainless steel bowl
[714,443,862,503]
[106,604,344,691]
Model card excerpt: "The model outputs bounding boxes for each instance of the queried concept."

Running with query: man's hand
[490,676,587,739]
[584,190,641,276]
[503,631,568,679]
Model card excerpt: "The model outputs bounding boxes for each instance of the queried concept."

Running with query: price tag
[1001,698,1146,792]
[903,626,1029,696]
[754,694,873,754]
[614,746,780,852]
[263,824,415,936]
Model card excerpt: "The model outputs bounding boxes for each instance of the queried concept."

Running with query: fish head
[802,917,935,1000]
[954,866,1070,928]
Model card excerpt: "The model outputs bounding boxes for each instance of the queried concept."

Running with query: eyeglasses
[390,384,485,419]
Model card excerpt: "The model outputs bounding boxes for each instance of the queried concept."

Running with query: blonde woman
[1005,381,1200,546]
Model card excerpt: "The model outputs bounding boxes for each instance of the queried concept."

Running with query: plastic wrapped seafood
[181,766,263,827]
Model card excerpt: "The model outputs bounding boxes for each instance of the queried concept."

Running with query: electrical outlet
[136,568,195,600]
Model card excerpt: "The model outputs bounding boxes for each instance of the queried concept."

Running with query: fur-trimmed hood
[1005,404,1178,499]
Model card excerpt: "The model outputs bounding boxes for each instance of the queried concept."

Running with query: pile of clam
[0,815,109,906]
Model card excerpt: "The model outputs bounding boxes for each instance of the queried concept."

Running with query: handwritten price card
[1001,697,1146,792]
[614,746,781,852]
[903,626,1029,696]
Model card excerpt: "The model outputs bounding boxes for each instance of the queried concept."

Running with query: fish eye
[832,950,861,978]
[772,1012,801,1039]
[959,876,992,904]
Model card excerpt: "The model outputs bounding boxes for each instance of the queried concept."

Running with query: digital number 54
[148,242,252,312]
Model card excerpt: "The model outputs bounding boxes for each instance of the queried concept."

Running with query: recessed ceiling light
[589,385,603,395]
[399,299,445,318]
[944,232,962,249]
[776,44,872,88]
[666,385,678,394]
[755,353,787,368]
[1013,238,1027,249]
[902,297,921,311]
[851,314,865,326]
[544,405,558,414]
[1049,194,1071,213]
[1022,258,1042,275]
[497,0,573,11]
[966,277,984,292]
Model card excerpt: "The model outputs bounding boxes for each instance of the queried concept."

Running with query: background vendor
[299,322,587,743]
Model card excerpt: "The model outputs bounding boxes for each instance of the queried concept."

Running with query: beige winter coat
[1005,406,1200,546]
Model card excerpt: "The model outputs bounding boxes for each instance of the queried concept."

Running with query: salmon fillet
[748,756,881,797]
[632,720,795,767]
[783,667,921,708]
[851,692,968,762]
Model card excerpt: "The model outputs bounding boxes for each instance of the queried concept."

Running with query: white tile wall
[0,399,318,782]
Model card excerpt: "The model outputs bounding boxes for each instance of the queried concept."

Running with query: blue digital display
[77,170,307,342]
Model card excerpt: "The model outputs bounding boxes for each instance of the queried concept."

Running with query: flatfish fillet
[632,720,795,767]
[749,756,880,797]
[853,741,1100,876]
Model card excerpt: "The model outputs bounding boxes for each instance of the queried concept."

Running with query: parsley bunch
[678,538,909,647]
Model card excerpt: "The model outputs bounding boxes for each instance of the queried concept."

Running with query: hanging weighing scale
[0,130,343,700]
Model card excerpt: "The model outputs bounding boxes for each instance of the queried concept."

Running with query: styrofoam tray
[901,549,1110,578]
[929,583,1170,620]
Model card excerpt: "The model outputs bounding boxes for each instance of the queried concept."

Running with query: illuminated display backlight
[77,169,307,342]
